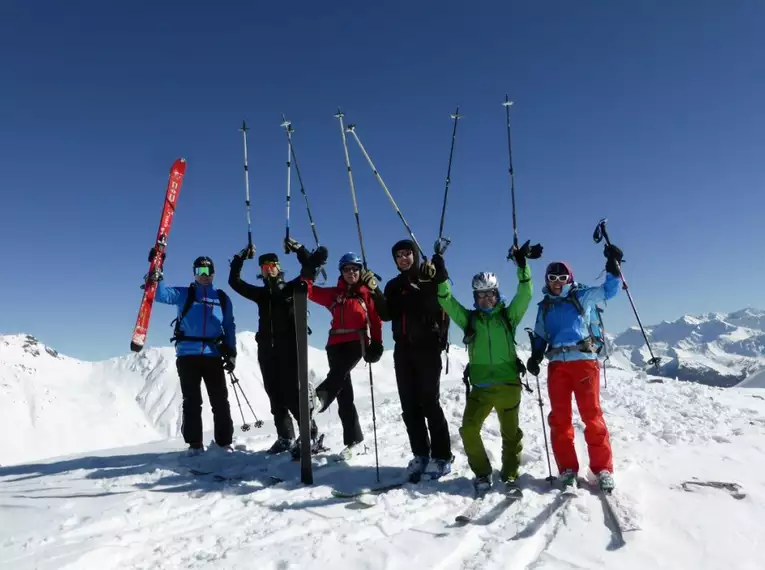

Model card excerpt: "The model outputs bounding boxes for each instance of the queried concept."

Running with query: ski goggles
[475,290,497,299]
[194,266,213,276]
[261,262,280,271]
[546,274,569,283]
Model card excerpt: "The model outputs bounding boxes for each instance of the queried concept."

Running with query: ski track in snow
[3,335,765,568]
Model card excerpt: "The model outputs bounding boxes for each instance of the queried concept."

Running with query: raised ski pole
[345,122,426,260]
[593,218,661,374]
[335,108,381,483]
[228,371,264,431]
[436,107,461,255]
[280,117,293,247]
[240,121,255,259]
[596,306,610,389]
[502,96,543,262]
[281,115,328,282]
[525,328,556,484]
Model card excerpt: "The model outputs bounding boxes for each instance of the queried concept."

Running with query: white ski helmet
[471,271,499,292]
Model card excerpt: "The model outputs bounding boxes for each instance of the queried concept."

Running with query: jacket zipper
[201,286,207,355]
[486,315,494,380]
[269,298,274,348]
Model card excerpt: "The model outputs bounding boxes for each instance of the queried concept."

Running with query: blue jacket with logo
[531,273,620,363]
[155,281,236,357]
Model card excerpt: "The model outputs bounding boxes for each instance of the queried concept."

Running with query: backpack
[170,283,230,349]
[461,307,531,394]
[539,284,604,356]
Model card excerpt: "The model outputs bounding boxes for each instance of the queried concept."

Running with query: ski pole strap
[545,339,597,358]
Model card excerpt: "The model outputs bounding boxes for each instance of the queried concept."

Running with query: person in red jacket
[301,251,386,457]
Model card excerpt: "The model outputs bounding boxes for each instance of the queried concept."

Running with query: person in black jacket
[381,239,453,480]
[228,239,321,456]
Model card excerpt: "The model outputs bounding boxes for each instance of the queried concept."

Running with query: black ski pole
[502,96,543,262]
[280,117,293,251]
[239,121,255,259]
[593,218,661,374]
[281,114,328,282]
[596,306,609,389]
[335,108,381,483]
[525,328,556,484]
[228,371,264,431]
[435,107,461,255]
[344,122,426,260]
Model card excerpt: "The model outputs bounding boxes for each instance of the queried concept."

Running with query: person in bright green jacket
[430,241,536,493]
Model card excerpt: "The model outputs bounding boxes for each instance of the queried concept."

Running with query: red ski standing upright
[130,158,187,352]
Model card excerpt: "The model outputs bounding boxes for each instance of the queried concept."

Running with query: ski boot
[430,455,454,480]
[501,477,523,498]
[267,437,294,455]
[336,440,364,461]
[185,444,204,457]
[473,474,492,496]
[560,469,579,495]
[406,456,429,483]
[597,470,615,493]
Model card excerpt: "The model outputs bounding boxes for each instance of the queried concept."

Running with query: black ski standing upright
[293,279,313,484]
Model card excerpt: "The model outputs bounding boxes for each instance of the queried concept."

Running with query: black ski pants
[176,355,234,448]
[258,343,318,441]
[317,340,364,446]
[394,342,452,461]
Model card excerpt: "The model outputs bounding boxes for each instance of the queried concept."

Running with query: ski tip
[130,341,143,353]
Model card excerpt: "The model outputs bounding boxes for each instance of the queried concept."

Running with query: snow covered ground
[2,332,765,569]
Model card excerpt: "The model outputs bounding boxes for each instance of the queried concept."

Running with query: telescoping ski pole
[593,218,661,375]
[239,121,255,259]
[525,328,556,484]
[335,108,381,483]
[501,96,543,262]
[596,306,610,389]
[435,107,461,255]
[228,371,264,432]
[280,115,328,282]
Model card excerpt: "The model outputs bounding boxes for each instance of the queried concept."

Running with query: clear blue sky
[3,1,764,361]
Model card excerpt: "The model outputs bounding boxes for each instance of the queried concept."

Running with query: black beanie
[258,253,280,266]
[391,239,419,270]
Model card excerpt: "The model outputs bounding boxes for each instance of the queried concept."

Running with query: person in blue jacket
[526,244,623,492]
[154,255,237,455]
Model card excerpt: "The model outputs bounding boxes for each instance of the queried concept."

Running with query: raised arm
[436,280,470,331]
[155,280,187,306]
[577,272,620,307]
[504,264,533,327]
[228,253,265,303]
[222,293,236,353]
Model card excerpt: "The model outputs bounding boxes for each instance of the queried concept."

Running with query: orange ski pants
[547,359,613,474]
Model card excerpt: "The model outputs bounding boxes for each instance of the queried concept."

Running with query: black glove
[418,259,436,281]
[364,340,384,363]
[234,244,255,261]
[431,254,448,284]
[300,246,328,279]
[526,355,542,376]
[148,247,166,264]
[223,353,236,372]
[284,237,303,254]
[604,244,624,276]
[508,240,531,269]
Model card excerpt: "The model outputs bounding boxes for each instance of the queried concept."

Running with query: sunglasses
[194,266,213,276]
[395,250,413,259]
[341,265,361,274]
[475,290,497,299]
[546,274,569,283]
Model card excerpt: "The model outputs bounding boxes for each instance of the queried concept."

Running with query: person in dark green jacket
[430,242,535,493]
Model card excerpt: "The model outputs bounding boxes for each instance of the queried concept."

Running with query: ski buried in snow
[130,158,187,352]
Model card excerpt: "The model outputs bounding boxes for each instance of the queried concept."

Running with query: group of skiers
[150,233,624,494]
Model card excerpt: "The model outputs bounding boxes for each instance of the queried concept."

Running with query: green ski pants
[459,384,523,481]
